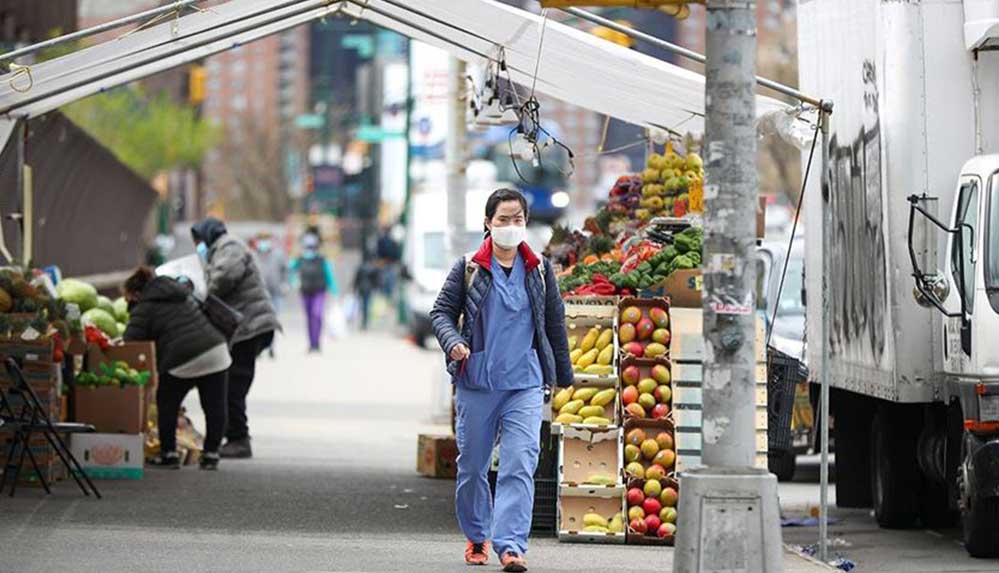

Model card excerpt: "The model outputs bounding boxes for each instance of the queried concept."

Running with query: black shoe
[149,452,181,469]
[220,437,252,459]
[199,453,220,471]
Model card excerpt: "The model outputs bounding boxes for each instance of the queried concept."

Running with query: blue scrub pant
[454,385,543,557]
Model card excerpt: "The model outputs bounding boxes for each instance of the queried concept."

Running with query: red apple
[630,517,648,534]
[626,487,645,507]
[643,497,662,517]
[645,514,662,533]
[622,365,640,386]
[658,522,677,539]
[651,403,670,419]
[622,385,639,406]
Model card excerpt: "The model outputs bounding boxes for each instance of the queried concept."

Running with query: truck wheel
[919,477,958,528]
[871,407,920,528]
[964,497,999,558]
[769,450,796,482]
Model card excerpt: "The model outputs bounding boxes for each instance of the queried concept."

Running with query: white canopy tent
[0,0,792,148]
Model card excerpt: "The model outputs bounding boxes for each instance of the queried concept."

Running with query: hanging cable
[765,118,821,350]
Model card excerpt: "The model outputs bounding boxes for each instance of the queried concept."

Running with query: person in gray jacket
[192,217,281,459]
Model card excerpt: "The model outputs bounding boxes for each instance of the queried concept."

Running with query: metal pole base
[674,467,783,573]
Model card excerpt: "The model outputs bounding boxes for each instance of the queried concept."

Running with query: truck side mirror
[907,194,966,320]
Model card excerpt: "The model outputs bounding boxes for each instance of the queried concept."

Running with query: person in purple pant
[289,232,338,352]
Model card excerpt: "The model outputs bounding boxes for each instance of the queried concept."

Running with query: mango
[652,328,671,345]
[554,413,584,424]
[638,378,658,395]
[578,405,606,419]
[586,473,617,486]
[651,364,671,385]
[559,399,584,415]
[596,329,614,350]
[638,393,656,411]
[552,387,574,411]
[573,364,583,373]
[580,328,599,352]
[572,387,598,403]
[609,514,625,533]
[624,444,642,463]
[583,416,612,426]
[636,317,655,341]
[597,345,614,366]
[568,335,578,351]
[641,438,660,460]
[591,388,617,407]
[577,349,599,369]
[583,364,614,376]
[625,403,646,418]
[583,525,610,533]
[649,306,669,328]
[645,342,667,358]
[620,306,642,324]
[584,513,609,528]
[570,349,584,364]
[619,323,636,344]
[626,461,646,479]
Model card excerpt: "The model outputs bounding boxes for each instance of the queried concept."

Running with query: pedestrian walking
[192,217,281,459]
[254,233,287,313]
[122,267,231,471]
[289,231,339,352]
[430,188,573,572]
[353,258,381,331]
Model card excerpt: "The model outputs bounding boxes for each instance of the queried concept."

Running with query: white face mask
[491,224,527,249]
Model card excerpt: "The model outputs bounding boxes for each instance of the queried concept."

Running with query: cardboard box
[564,315,618,384]
[558,426,623,486]
[417,434,457,479]
[557,485,627,544]
[70,433,144,480]
[660,269,702,308]
[624,476,678,545]
[78,342,157,434]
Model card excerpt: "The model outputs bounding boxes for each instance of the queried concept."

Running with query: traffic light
[188,65,206,104]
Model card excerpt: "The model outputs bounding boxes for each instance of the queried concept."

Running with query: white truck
[798,0,999,556]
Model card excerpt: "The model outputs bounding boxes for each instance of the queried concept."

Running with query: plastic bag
[327,298,348,339]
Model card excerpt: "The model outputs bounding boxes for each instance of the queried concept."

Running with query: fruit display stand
[617,297,671,361]
[565,315,618,384]
[557,484,627,544]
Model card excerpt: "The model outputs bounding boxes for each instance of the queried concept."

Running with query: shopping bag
[341,294,359,328]
[327,299,348,339]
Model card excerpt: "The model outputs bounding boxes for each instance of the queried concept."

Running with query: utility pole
[674,1,782,571]
[445,57,467,261]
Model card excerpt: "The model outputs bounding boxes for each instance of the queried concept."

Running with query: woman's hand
[450,343,471,361]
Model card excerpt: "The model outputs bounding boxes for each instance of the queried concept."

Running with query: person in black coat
[123,267,232,471]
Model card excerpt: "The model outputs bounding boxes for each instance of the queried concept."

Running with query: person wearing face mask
[430,188,573,572]
[191,217,281,459]
[289,231,339,352]
[122,267,231,470]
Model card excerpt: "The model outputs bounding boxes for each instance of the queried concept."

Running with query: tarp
[0,0,789,135]
[0,111,157,276]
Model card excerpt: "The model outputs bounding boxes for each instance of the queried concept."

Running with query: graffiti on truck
[823,60,893,368]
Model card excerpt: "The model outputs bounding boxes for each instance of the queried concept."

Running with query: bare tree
[210,112,304,221]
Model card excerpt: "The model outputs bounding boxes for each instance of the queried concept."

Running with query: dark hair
[122,266,155,297]
[484,188,528,234]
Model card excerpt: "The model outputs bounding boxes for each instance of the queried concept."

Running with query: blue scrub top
[459,253,543,391]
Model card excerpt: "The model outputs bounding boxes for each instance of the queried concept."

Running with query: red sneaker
[464,541,489,566]
[500,552,527,572]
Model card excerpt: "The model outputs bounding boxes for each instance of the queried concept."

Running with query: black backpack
[299,257,327,294]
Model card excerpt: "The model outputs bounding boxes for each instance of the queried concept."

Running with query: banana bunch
[552,386,617,426]
[568,325,614,376]
[582,511,626,534]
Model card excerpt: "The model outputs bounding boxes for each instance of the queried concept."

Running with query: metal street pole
[674,1,782,571]
[818,109,831,563]
[445,57,467,261]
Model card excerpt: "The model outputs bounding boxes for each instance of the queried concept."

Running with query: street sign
[356,124,406,142]
[295,114,325,129]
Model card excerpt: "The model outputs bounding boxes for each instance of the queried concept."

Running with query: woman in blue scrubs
[431,188,573,572]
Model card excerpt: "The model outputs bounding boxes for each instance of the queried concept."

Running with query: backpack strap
[463,251,480,291]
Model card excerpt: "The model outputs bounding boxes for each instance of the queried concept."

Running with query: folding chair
[0,356,101,498]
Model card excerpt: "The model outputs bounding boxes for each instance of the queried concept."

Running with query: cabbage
[56,279,98,312]
[96,295,115,317]
[81,308,117,337]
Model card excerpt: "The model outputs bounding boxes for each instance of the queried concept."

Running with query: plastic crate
[487,473,558,536]
[767,347,804,453]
